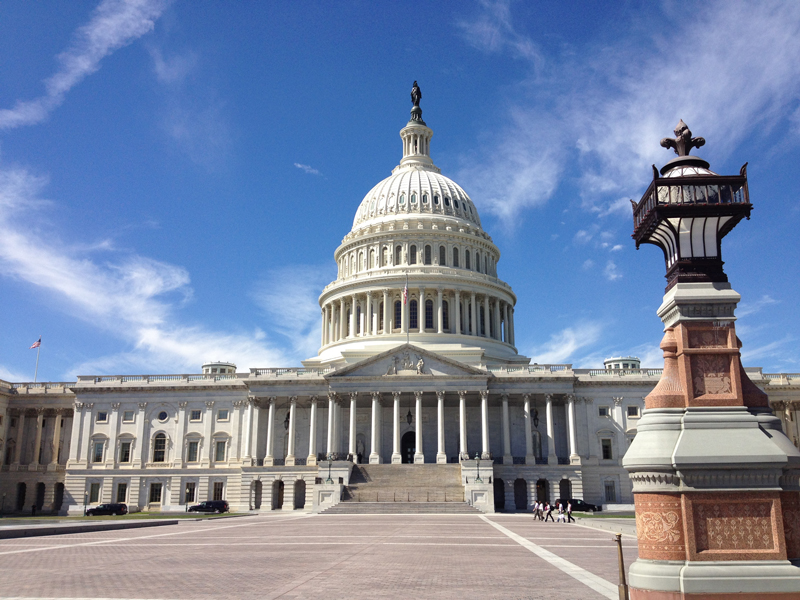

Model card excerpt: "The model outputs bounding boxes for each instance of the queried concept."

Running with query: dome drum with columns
[304,99,528,369]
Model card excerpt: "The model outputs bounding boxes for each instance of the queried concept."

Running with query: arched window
[409,245,417,265]
[356,306,361,334]
[443,300,449,330]
[476,251,481,272]
[382,246,388,266]
[411,192,417,204]
[453,247,459,267]
[424,245,432,265]
[153,433,166,463]
[358,251,364,272]
[394,301,402,330]
[433,194,439,205]
[444,196,451,207]
[468,303,472,334]
[379,302,384,331]
[422,193,428,204]
[465,250,471,270]
[369,249,375,269]
[480,306,486,336]
[399,193,406,205]
[395,245,402,265]
[410,300,418,330]
[439,246,446,266]
[425,299,434,329]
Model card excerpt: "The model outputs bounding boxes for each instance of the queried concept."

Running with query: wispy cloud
[294,163,322,176]
[737,294,779,318]
[456,1,800,223]
[604,261,622,281]
[0,0,169,130]
[529,321,603,364]
[0,165,290,377]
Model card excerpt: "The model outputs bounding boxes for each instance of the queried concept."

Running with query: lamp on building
[406,396,413,426]
[475,452,483,484]
[83,491,88,517]
[325,457,333,484]
[283,412,290,431]
[533,409,539,428]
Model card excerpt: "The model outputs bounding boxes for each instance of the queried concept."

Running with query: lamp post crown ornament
[659,119,705,157]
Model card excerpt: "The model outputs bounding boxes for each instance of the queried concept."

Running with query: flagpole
[33,335,41,383]
[406,273,409,346]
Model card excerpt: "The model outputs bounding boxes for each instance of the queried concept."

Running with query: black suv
[555,498,601,512]
[86,503,128,516]
[188,500,229,514]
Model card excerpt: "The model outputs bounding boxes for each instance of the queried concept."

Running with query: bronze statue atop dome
[411,81,421,107]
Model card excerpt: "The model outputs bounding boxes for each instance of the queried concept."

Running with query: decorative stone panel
[634,493,685,561]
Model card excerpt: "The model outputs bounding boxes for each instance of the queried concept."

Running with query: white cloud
[741,335,794,364]
[456,1,800,222]
[0,0,169,129]
[604,260,622,281]
[610,244,623,252]
[294,163,322,176]
[149,46,196,84]
[529,321,603,364]
[582,259,594,270]
[737,294,779,318]
[0,165,291,377]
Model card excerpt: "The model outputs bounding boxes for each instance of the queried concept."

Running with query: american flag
[30,337,41,349]
[402,280,408,304]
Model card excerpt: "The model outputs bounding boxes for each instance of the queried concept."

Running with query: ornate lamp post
[624,121,800,599]
[325,456,333,484]
[474,452,483,484]
[83,491,88,517]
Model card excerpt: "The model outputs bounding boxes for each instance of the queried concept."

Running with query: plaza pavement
[0,513,638,599]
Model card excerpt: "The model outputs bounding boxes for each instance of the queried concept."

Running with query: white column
[242,398,254,464]
[13,412,26,465]
[414,391,424,463]
[483,295,490,338]
[436,391,446,464]
[365,292,372,336]
[470,292,477,336]
[307,396,318,464]
[509,307,516,346]
[454,290,461,335]
[135,402,147,467]
[67,405,83,464]
[480,390,490,458]
[265,397,276,466]
[321,308,326,347]
[523,394,534,464]
[567,394,579,464]
[458,391,467,459]
[333,400,341,454]
[326,394,334,456]
[545,394,557,465]
[503,302,510,342]
[349,392,357,456]
[173,402,186,467]
[437,288,444,333]
[370,392,381,463]
[418,286,426,331]
[392,391,401,463]
[33,409,44,465]
[49,409,63,466]
[502,394,512,465]
[286,396,297,465]
[493,299,501,340]
[383,289,390,335]
[349,294,356,337]
[339,298,346,340]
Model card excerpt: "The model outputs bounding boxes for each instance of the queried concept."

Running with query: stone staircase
[321,464,477,514]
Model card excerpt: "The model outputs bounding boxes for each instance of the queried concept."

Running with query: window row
[339,243,497,277]
[93,408,231,424]
[90,435,230,465]
[361,192,476,221]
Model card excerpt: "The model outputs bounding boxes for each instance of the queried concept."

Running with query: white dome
[353,169,482,230]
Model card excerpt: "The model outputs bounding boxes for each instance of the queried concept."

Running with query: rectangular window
[89,482,100,503]
[187,441,199,462]
[215,441,226,462]
[116,483,127,503]
[410,300,418,329]
[627,405,640,418]
[424,300,433,329]
[119,441,131,463]
[96,411,108,423]
[217,409,229,422]
[601,438,613,460]
[122,410,134,423]
[394,301,401,329]
[598,406,609,417]
[149,483,162,504]
[190,409,201,421]
[185,482,196,503]
[604,481,617,503]
[93,441,104,463]
[213,481,224,501]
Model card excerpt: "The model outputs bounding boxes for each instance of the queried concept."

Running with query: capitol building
[1,95,798,516]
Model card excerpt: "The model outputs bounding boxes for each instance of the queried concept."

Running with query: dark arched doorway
[401,431,415,464]
[514,478,527,510]
[53,482,64,512]
[253,480,262,510]
[35,482,45,510]
[294,480,306,509]
[493,478,505,511]
[16,482,26,511]
[559,479,572,501]
[536,478,549,503]
[271,480,284,510]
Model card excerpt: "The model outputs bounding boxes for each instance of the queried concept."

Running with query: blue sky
[1,0,799,381]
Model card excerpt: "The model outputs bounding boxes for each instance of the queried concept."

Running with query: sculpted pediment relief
[327,344,486,379]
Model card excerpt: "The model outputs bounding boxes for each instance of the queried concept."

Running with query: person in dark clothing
[544,502,554,522]
[567,501,575,523]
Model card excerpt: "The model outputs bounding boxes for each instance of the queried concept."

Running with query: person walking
[532,501,539,521]
[544,502,554,522]
[567,501,575,523]
[536,501,543,521]
[557,502,565,523]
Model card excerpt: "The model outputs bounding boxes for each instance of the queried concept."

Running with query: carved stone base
[413,452,424,464]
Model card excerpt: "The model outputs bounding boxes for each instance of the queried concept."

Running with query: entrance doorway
[514,478,528,510]
[401,431,415,464]
[536,479,549,503]
[293,480,306,509]
[272,480,284,510]
[253,480,262,510]
[35,482,45,510]
[493,478,505,511]
[53,482,64,512]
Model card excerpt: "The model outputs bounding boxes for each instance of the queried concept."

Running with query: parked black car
[555,498,601,512]
[86,503,128,516]
[188,500,229,514]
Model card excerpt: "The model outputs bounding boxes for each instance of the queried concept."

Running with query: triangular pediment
[326,344,488,379]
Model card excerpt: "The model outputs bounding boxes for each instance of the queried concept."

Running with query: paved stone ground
[0,513,638,599]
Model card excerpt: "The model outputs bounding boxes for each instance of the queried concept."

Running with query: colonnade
[320,288,515,347]
[261,392,579,466]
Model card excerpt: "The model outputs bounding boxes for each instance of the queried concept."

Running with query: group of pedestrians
[531,500,575,523]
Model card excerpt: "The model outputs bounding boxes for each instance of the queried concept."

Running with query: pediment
[326,344,487,379]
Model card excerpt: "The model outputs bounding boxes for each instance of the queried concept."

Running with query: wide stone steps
[338,463,467,507]
[321,502,480,515]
